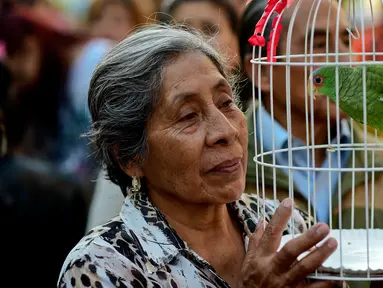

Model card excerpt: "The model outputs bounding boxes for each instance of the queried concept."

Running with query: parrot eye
[313,76,324,86]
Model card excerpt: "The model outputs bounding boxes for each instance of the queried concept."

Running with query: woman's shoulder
[58,216,149,287]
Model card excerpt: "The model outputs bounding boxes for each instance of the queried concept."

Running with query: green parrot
[310,65,383,132]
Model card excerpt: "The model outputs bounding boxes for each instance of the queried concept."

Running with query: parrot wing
[348,65,383,132]
[367,65,383,132]
[365,65,383,91]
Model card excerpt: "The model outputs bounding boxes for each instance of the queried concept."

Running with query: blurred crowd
[0,0,248,286]
[0,0,381,287]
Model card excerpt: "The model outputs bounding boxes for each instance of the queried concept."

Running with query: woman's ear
[244,54,271,94]
[124,161,144,179]
[112,145,144,178]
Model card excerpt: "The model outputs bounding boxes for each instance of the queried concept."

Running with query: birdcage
[250,0,383,282]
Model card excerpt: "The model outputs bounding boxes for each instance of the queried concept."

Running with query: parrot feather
[310,65,383,132]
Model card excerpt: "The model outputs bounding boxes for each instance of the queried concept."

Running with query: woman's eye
[222,99,234,108]
[180,112,198,121]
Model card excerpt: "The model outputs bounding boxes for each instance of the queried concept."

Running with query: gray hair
[87,24,235,194]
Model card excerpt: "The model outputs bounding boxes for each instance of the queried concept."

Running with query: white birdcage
[251,0,383,282]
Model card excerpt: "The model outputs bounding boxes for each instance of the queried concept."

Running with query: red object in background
[10,4,86,41]
[267,17,283,62]
[248,0,296,62]
[353,26,383,62]
[15,6,73,34]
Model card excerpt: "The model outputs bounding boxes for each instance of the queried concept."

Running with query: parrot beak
[312,88,326,100]
[307,80,317,100]
[312,88,317,100]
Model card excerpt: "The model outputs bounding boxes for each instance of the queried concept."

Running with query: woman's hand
[238,198,339,288]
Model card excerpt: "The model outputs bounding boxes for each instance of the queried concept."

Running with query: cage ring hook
[346,25,360,40]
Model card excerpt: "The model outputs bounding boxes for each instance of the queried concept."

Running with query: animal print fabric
[58,192,310,287]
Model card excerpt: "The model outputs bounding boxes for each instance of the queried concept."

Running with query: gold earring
[132,176,141,193]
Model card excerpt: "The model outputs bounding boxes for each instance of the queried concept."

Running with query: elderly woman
[58,25,339,288]
[86,0,248,230]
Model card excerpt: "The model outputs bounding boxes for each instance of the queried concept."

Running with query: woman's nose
[205,111,239,147]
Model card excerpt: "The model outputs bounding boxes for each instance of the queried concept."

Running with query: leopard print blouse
[58,192,311,287]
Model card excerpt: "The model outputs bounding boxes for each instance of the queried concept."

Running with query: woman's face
[141,52,247,204]
[172,2,240,70]
[90,2,136,42]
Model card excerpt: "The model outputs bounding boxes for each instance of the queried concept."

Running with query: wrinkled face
[262,1,350,122]
[172,2,240,70]
[90,3,136,42]
[142,52,248,204]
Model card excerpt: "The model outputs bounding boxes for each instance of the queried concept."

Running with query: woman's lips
[209,158,241,173]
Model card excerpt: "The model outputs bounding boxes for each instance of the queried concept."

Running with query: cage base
[308,273,383,282]
[279,229,383,279]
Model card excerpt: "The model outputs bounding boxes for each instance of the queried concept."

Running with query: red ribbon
[248,0,287,63]
[267,17,283,62]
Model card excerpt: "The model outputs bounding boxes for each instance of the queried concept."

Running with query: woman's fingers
[286,237,338,284]
[248,219,267,251]
[240,198,340,288]
[258,198,294,255]
[273,223,331,272]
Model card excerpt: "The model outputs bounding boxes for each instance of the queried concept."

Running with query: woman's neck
[148,188,235,238]
[148,188,245,287]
